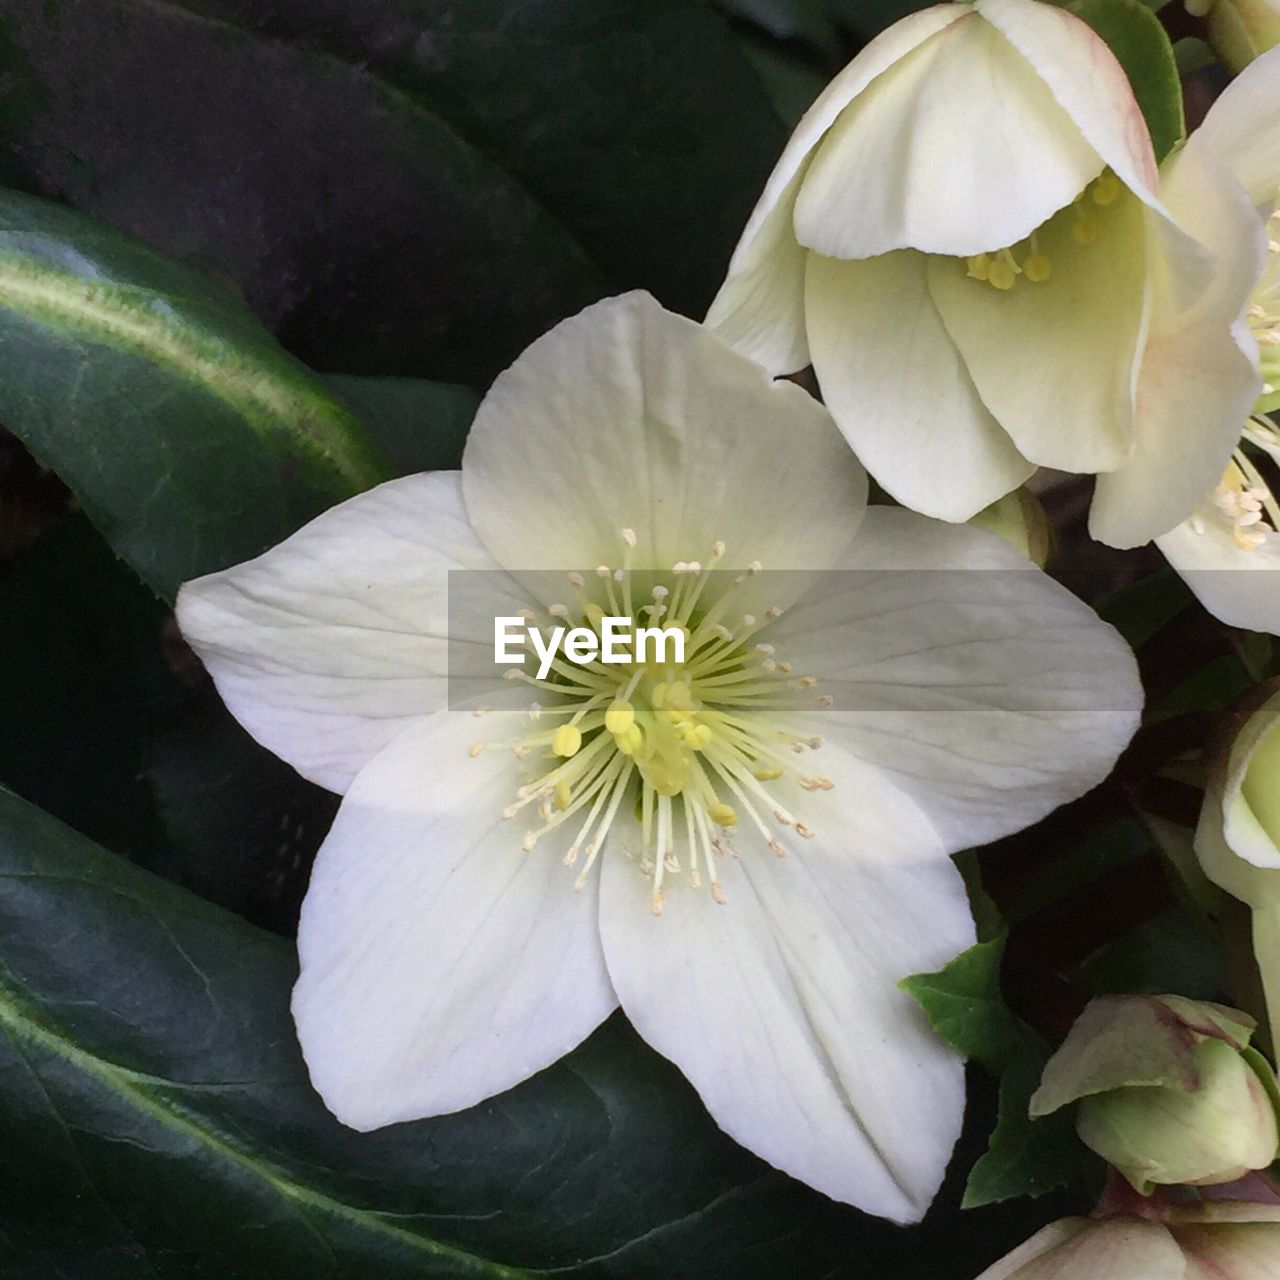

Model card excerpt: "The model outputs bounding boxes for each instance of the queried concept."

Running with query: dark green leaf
[1099,568,1197,651]
[963,1051,1100,1209]
[0,190,393,599]
[714,0,842,55]
[0,514,175,858]
[1073,906,1227,1000]
[0,0,784,382]
[325,376,479,477]
[1070,0,1185,161]
[0,784,868,1280]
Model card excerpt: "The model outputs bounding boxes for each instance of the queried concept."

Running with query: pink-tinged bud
[1030,995,1280,1194]
[975,1207,1280,1280]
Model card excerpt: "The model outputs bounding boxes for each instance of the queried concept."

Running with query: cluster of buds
[979,995,1280,1276]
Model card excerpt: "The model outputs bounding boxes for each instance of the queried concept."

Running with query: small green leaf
[0,190,393,600]
[1070,0,1185,162]
[964,1051,1099,1209]
[906,941,1100,1207]
[902,938,1024,1073]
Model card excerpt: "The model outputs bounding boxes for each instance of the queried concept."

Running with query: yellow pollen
[1072,213,1099,246]
[491,534,831,911]
[605,700,635,734]
[1091,172,1121,206]
[708,803,738,828]
[986,256,1016,291]
[966,253,990,282]
[1023,254,1052,283]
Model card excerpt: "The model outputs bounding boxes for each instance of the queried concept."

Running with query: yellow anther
[554,780,571,811]
[551,724,582,757]
[1091,172,1121,207]
[684,724,713,751]
[987,257,1016,290]
[754,767,784,782]
[650,682,668,710]
[965,253,991,282]
[616,724,644,756]
[605,700,635,735]
[708,803,738,828]
[1073,214,1099,246]
[665,683,696,714]
[1023,254,1052,283]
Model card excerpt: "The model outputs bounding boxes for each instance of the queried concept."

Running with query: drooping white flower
[176,292,1142,1223]
[707,0,1263,543]
[1150,48,1280,633]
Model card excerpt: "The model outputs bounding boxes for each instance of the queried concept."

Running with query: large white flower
[1151,47,1280,634]
[707,0,1263,544]
[176,292,1142,1223]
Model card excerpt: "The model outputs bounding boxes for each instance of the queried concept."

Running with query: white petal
[926,187,1148,474]
[463,292,867,574]
[176,472,525,794]
[795,11,1104,259]
[293,711,617,1130]
[706,3,969,369]
[977,1218,1185,1280]
[1157,518,1280,636]
[599,745,973,1223]
[974,0,1160,204]
[1092,142,1266,548]
[805,249,1033,521]
[1195,45,1280,206]
[767,508,1143,853]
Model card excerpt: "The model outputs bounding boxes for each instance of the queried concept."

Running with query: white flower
[1152,48,1280,633]
[976,1210,1280,1280]
[1194,686,1280,1052]
[707,0,1262,543]
[176,292,1142,1223]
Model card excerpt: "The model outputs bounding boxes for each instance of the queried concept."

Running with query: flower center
[1249,208,1280,408]
[470,532,832,914]
[1190,421,1280,551]
[962,170,1121,291]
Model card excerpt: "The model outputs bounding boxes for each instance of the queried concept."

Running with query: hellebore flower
[707,0,1262,539]
[1195,685,1280,1050]
[176,292,1141,1223]
[1031,995,1280,1194]
[975,1205,1280,1280]
[1149,48,1280,633]
[1195,0,1280,74]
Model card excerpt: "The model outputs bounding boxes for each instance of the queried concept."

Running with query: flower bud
[1030,995,1280,1194]
[1195,685,1280,1052]
[1200,0,1280,73]
[969,488,1053,569]
[976,1209,1280,1280]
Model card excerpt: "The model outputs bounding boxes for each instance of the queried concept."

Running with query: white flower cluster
[174,5,1280,1272]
